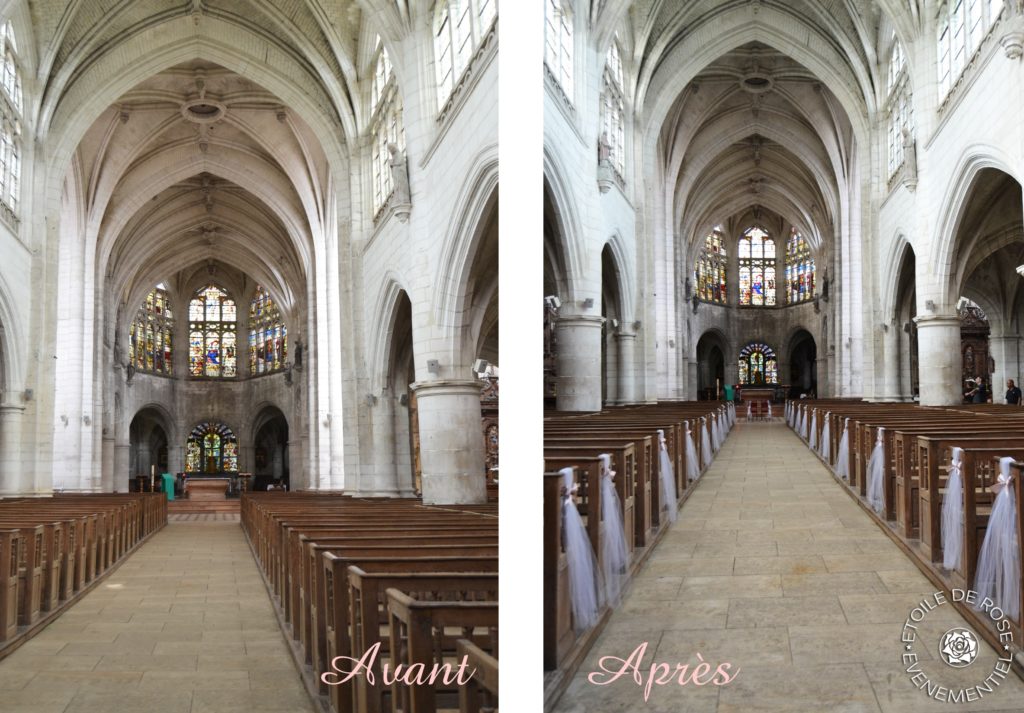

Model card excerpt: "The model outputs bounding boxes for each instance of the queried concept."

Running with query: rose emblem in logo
[939,628,978,667]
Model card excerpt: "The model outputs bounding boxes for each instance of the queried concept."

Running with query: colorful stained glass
[128,286,174,376]
[189,285,236,378]
[694,228,727,304]
[738,226,776,306]
[739,342,778,385]
[786,229,815,304]
[249,286,288,375]
[185,422,238,473]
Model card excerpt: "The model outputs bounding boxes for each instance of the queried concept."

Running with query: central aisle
[556,420,1024,713]
[0,521,315,713]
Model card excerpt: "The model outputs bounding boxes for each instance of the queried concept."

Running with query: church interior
[544,1,1024,711]
[0,1,498,712]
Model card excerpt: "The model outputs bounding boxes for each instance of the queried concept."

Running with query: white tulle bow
[974,458,1020,619]
[941,447,964,572]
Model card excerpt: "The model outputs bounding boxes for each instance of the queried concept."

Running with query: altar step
[167,499,241,514]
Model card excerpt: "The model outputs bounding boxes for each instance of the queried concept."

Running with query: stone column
[0,402,24,494]
[555,315,604,412]
[114,442,130,493]
[989,334,1022,404]
[615,331,636,404]
[880,323,901,401]
[102,436,115,492]
[365,392,400,496]
[410,379,485,504]
[915,314,962,406]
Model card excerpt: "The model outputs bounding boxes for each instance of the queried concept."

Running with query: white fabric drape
[800,407,809,440]
[818,412,831,464]
[767,402,772,419]
[941,447,964,572]
[785,401,791,425]
[700,417,713,468]
[711,414,722,452]
[684,424,699,482]
[809,410,818,451]
[866,427,886,514]
[657,430,678,523]
[560,467,600,630]
[835,418,850,480]
[746,402,753,422]
[598,454,629,607]
[974,457,1020,619]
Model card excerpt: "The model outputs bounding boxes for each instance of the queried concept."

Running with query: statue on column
[597,131,612,165]
[902,126,917,189]
[388,143,410,204]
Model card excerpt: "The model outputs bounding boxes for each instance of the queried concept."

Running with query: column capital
[913,313,960,328]
[409,379,483,397]
[555,314,605,329]
[615,330,636,341]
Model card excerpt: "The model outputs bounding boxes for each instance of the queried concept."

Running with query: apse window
[785,230,815,304]
[249,286,287,376]
[738,226,776,306]
[434,0,497,110]
[128,285,174,375]
[694,228,727,305]
[185,422,238,474]
[188,285,237,378]
[738,342,778,385]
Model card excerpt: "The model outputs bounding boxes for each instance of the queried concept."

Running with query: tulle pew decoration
[866,427,886,514]
[560,467,601,631]
[835,418,850,480]
[973,457,1020,619]
[766,402,772,419]
[700,417,713,468]
[711,413,722,452]
[818,411,831,464]
[598,454,629,607]
[746,402,753,422]
[657,430,678,524]
[940,446,964,572]
[800,406,809,441]
[684,423,699,482]
[809,410,818,451]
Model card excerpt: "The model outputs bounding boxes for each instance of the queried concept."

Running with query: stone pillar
[0,403,24,495]
[102,436,115,492]
[880,323,901,401]
[168,445,184,476]
[687,359,698,400]
[411,379,486,504]
[555,315,604,412]
[367,393,401,496]
[989,334,1022,404]
[915,314,962,406]
[114,442,130,493]
[615,331,636,404]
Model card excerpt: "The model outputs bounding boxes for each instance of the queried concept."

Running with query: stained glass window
[738,343,778,385]
[545,0,573,100]
[249,286,287,375]
[370,37,405,218]
[128,285,174,375]
[738,226,776,306]
[188,285,236,378]
[693,228,727,304]
[185,422,238,473]
[435,0,498,109]
[785,230,815,304]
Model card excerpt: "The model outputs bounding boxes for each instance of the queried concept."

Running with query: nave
[0,520,315,713]
[552,421,1024,713]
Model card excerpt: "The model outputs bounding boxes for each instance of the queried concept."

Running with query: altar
[184,477,231,501]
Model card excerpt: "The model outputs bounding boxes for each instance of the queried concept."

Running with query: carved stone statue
[597,132,612,164]
[902,127,917,185]
[388,143,410,204]
[293,340,303,369]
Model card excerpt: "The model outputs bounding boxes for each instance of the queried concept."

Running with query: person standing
[972,377,987,404]
[1006,379,1022,405]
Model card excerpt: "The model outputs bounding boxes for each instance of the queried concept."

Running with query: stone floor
[0,521,316,713]
[554,420,1024,713]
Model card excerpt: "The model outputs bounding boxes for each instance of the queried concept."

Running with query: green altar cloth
[161,473,175,501]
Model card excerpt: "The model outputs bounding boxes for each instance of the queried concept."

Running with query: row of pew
[542,401,734,708]
[0,493,167,656]
[240,493,499,713]
[787,399,1024,653]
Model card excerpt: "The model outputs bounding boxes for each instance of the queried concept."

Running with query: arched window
[599,40,625,175]
[370,37,405,217]
[738,343,778,385]
[185,422,238,473]
[249,286,287,375]
[886,36,913,178]
[0,20,21,216]
[738,226,776,306]
[544,0,573,101]
[128,285,174,375]
[188,285,237,378]
[694,228,727,304]
[937,0,1003,100]
[785,230,815,304]
[434,0,498,109]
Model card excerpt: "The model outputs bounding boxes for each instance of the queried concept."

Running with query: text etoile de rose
[320,642,476,687]
[587,642,740,701]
